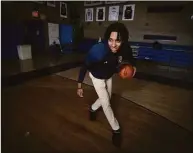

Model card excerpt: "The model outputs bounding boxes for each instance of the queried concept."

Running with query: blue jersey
[85,43,109,65]
[78,42,135,83]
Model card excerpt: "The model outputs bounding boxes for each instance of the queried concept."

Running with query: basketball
[119,65,134,79]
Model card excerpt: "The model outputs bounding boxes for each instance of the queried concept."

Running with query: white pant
[89,72,120,131]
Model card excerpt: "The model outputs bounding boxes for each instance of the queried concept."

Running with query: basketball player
[77,22,136,147]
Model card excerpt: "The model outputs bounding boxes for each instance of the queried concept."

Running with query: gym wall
[1,1,70,23]
[77,1,193,46]
[1,1,71,59]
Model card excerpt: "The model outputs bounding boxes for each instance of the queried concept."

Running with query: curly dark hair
[104,22,129,43]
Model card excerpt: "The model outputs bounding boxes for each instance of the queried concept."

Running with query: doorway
[24,20,45,56]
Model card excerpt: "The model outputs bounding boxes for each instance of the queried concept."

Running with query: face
[108,32,122,53]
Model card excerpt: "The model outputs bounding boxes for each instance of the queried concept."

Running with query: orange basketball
[119,65,134,79]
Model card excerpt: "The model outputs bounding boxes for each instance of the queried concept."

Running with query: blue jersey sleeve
[77,43,107,83]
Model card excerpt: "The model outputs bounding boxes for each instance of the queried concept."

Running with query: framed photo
[108,6,119,21]
[96,7,105,21]
[122,4,135,21]
[85,8,94,22]
[60,2,67,18]
[84,1,102,6]
[47,1,56,7]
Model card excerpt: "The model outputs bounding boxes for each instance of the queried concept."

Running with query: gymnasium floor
[2,52,193,153]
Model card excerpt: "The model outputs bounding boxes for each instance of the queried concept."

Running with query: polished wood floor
[2,75,193,153]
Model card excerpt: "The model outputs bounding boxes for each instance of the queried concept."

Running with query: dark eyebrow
[109,38,121,42]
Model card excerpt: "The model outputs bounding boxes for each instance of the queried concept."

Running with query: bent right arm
[77,60,104,97]
[77,59,103,87]
[77,63,87,87]
[77,43,106,97]
[77,63,87,97]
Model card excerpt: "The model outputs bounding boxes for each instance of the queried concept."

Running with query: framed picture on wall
[122,4,135,21]
[96,7,105,21]
[108,5,119,21]
[60,2,67,18]
[47,1,56,7]
[85,8,94,22]
[84,1,102,6]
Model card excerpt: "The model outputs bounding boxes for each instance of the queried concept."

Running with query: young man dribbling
[77,22,136,147]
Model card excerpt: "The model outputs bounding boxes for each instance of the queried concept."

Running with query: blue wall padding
[59,24,73,45]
